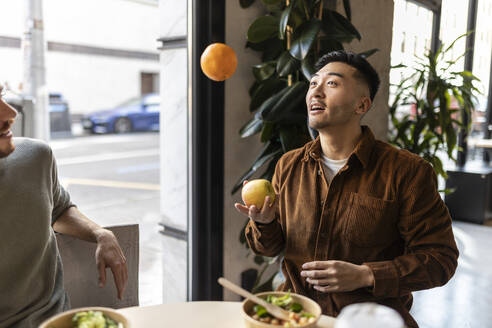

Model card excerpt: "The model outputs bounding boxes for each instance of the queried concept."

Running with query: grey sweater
[0,138,73,328]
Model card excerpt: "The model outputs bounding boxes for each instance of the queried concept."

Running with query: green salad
[71,311,123,328]
[250,291,316,327]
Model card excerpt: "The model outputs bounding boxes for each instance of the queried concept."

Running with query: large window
[1,0,163,306]
[391,0,492,163]
[470,0,492,144]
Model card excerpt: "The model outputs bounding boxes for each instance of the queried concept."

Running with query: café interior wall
[339,0,394,141]
[222,0,393,301]
[223,0,271,301]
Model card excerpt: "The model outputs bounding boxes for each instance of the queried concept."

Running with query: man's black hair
[314,50,380,101]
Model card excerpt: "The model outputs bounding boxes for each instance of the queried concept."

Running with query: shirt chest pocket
[342,192,398,247]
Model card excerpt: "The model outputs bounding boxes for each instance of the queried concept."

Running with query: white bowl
[242,291,322,328]
[39,306,130,328]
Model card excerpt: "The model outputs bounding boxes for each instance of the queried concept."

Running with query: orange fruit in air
[200,43,237,81]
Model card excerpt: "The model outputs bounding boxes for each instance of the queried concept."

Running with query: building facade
[0,0,160,115]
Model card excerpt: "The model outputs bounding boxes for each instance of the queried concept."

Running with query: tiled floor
[411,221,492,328]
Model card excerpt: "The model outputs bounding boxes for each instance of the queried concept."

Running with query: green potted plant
[389,34,481,184]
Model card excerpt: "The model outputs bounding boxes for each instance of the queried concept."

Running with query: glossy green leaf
[259,159,278,187]
[277,51,300,77]
[240,0,256,8]
[257,86,291,119]
[279,125,303,152]
[443,32,469,55]
[246,40,266,51]
[277,113,308,125]
[239,117,263,138]
[297,0,310,19]
[318,38,344,55]
[359,48,379,58]
[262,38,285,61]
[342,0,352,21]
[445,124,457,154]
[231,142,282,194]
[249,81,261,97]
[264,82,309,121]
[279,1,293,40]
[289,7,306,29]
[261,0,282,5]
[322,9,361,42]
[252,61,277,81]
[289,20,322,60]
[261,121,275,142]
[248,16,280,43]
[301,55,316,80]
[250,78,287,112]
[391,63,407,69]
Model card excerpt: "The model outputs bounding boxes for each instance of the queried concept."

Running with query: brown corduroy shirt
[245,126,458,328]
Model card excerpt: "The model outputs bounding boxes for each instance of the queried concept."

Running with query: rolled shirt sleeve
[245,218,284,257]
[364,160,459,298]
[244,156,285,257]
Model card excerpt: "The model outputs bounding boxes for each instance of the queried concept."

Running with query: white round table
[118,301,336,328]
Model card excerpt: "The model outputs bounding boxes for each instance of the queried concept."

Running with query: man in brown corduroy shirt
[235,50,458,328]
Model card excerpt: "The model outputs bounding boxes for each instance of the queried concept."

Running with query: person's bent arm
[53,206,128,300]
[49,147,128,300]
[235,159,285,257]
[363,161,459,298]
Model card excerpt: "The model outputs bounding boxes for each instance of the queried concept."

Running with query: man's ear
[355,96,371,115]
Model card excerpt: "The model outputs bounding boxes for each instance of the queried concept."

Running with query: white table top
[118,301,336,328]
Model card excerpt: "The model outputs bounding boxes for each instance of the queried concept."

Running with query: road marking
[78,194,158,211]
[50,133,158,150]
[62,177,160,191]
[117,162,160,174]
[57,148,159,166]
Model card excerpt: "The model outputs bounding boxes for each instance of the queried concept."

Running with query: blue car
[82,93,160,134]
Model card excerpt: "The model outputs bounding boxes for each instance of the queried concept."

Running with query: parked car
[82,93,160,134]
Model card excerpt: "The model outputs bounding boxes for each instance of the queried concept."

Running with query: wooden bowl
[39,307,130,328]
[242,291,322,328]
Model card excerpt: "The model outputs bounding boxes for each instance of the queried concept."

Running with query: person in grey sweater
[0,86,128,327]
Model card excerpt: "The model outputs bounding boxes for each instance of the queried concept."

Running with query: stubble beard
[0,141,15,158]
[308,116,331,131]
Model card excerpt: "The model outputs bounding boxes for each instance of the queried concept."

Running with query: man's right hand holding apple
[234,180,279,224]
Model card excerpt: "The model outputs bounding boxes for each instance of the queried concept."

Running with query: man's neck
[318,125,362,160]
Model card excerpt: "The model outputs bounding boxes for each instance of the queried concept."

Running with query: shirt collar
[303,125,376,168]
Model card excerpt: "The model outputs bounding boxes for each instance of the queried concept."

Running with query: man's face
[0,87,17,158]
[306,62,369,131]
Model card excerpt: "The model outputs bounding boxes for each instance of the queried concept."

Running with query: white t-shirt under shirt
[321,154,348,184]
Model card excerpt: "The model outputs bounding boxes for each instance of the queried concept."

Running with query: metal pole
[21,0,49,141]
[457,0,478,167]
[430,5,441,56]
[482,49,492,163]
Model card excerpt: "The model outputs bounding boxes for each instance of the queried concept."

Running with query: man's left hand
[94,229,128,300]
[301,260,374,293]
